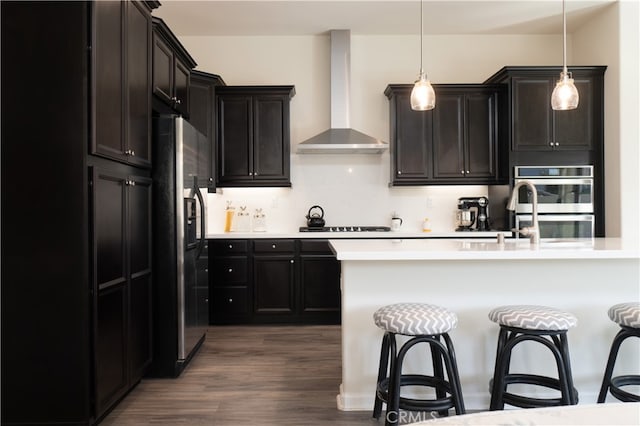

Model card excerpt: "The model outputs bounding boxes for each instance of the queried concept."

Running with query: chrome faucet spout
[507,180,540,245]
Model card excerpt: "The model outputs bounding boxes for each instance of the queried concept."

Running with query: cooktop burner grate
[299,226,391,232]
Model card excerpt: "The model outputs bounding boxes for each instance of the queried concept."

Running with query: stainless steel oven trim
[515,214,594,239]
[514,178,594,213]
[515,165,594,178]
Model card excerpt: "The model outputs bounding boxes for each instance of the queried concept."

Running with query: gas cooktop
[299,226,391,232]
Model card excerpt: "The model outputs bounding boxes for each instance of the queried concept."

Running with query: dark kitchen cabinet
[209,239,340,325]
[432,85,501,183]
[92,167,152,417]
[253,240,296,318]
[385,87,432,184]
[485,66,606,236]
[93,0,152,168]
[210,239,252,323]
[195,242,210,326]
[1,2,155,424]
[298,240,341,323]
[216,86,295,187]
[152,16,197,116]
[385,84,504,185]
[485,67,605,153]
[189,70,226,192]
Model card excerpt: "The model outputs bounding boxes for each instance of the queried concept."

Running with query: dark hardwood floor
[101,325,384,425]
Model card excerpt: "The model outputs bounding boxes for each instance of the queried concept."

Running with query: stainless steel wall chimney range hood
[297,30,388,154]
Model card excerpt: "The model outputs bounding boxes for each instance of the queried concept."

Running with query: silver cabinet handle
[272,244,276,249]
[555,142,560,146]
[205,298,208,303]
[549,142,555,147]
[175,99,181,105]
[228,298,233,303]
[398,170,402,175]
[229,244,233,249]
[290,260,294,264]
[228,268,233,272]
[461,170,465,175]
[204,269,208,272]
[249,172,253,176]
[466,170,470,174]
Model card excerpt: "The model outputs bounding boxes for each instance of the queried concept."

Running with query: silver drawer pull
[228,298,233,303]
[228,268,233,273]
[229,244,233,249]
[272,244,276,249]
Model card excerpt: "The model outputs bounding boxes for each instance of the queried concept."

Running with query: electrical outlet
[425,197,433,208]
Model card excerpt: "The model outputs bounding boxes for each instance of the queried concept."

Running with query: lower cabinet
[210,238,340,324]
[92,166,152,418]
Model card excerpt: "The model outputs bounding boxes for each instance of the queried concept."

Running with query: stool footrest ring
[609,375,640,402]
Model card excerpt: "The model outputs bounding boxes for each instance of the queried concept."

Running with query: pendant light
[551,0,579,110]
[410,0,435,111]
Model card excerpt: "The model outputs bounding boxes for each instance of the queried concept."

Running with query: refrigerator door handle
[194,186,206,260]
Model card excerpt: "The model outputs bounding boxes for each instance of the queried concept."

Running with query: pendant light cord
[419,0,424,76]
[562,0,568,74]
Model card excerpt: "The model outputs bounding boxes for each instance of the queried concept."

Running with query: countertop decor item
[410,0,436,111]
[551,0,579,110]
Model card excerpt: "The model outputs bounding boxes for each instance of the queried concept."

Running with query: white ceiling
[152,0,616,36]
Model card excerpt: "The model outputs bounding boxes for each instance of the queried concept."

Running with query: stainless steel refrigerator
[150,116,208,377]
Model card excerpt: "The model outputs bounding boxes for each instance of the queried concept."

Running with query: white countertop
[206,230,512,239]
[329,237,640,260]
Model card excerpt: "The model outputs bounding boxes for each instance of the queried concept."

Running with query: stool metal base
[490,326,578,410]
[372,332,465,426]
[598,326,640,403]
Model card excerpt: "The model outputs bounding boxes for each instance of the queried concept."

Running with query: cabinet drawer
[211,287,249,316]
[212,257,248,284]
[254,239,295,253]
[299,239,332,254]
[210,239,248,255]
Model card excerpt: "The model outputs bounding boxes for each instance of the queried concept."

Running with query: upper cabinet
[93,0,152,168]
[485,66,606,155]
[385,84,504,186]
[151,17,197,117]
[189,70,226,192]
[216,86,295,188]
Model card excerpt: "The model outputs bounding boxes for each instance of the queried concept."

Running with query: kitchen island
[330,238,640,411]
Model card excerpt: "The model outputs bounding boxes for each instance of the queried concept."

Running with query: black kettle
[306,205,325,228]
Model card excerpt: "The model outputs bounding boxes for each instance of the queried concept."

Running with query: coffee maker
[455,196,490,231]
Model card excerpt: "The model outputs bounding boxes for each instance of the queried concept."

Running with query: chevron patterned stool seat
[372,303,465,426]
[488,305,579,411]
[597,302,640,403]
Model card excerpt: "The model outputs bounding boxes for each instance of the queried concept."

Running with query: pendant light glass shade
[411,72,436,111]
[551,71,579,110]
[410,0,435,111]
[551,0,579,110]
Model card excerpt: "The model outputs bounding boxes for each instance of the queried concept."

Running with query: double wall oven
[513,166,594,239]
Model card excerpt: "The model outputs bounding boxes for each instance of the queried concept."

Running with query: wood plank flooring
[101,325,384,425]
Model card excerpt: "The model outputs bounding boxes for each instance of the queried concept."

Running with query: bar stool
[372,302,465,426]
[597,302,640,403]
[488,305,579,410]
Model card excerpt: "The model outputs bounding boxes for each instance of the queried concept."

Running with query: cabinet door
[189,75,215,190]
[253,95,289,182]
[173,58,190,116]
[95,285,128,418]
[392,93,431,183]
[127,175,152,382]
[466,91,497,178]
[512,77,553,151]
[552,77,594,150]
[299,256,340,318]
[92,167,128,417]
[93,1,125,161]
[126,1,151,168]
[217,95,253,184]
[93,168,127,290]
[253,255,295,315]
[433,93,465,179]
[152,33,173,104]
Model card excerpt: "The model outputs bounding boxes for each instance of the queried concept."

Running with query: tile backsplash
[206,152,491,234]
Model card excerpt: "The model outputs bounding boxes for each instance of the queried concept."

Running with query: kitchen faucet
[507,180,540,245]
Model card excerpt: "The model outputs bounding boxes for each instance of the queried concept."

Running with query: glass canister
[224,201,235,232]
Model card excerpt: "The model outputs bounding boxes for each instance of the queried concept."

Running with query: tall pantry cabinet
[1,1,156,424]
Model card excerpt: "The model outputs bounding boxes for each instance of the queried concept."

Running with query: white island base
[330,238,640,411]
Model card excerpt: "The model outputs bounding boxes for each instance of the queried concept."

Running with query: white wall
[573,0,640,245]
[177,25,637,239]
